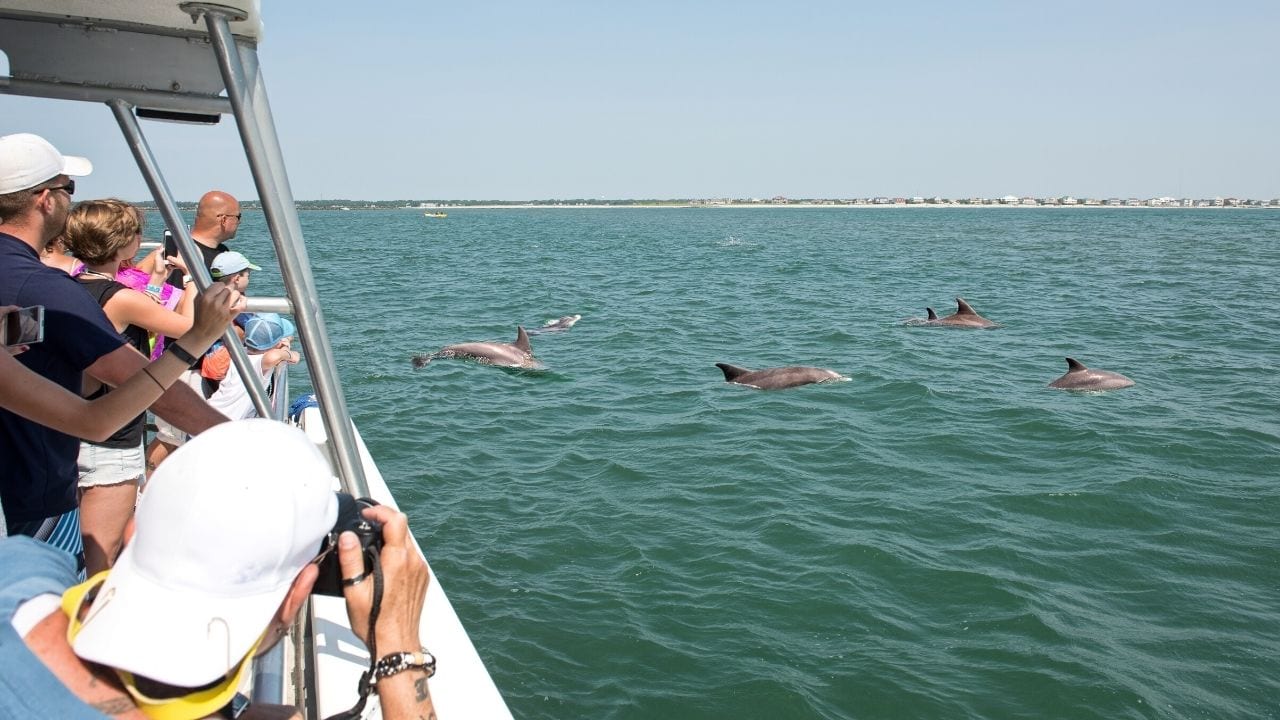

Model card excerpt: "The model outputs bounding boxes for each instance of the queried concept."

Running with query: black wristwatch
[372,647,436,684]
[167,342,200,368]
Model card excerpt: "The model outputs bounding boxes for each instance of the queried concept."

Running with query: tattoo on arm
[414,675,430,702]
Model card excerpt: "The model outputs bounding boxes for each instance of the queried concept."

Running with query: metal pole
[199,7,370,497]
[108,99,274,419]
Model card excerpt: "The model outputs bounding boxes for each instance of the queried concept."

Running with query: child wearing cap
[205,312,300,420]
[209,250,260,291]
[199,250,262,391]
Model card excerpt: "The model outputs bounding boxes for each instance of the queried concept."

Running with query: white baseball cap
[0,133,93,194]
[71,419,339,687]
[210,250,262,278]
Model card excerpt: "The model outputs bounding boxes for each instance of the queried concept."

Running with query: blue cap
[243,313,296,350]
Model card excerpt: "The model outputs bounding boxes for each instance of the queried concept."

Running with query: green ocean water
[232,207,1278,719]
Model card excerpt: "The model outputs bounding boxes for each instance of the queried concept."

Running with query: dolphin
[716,362,844,390]
[526,314,581,335]
[412,326,540,369]
[921,298,999,328]
[1048,357,1134,391]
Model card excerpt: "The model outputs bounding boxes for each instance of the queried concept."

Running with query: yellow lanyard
[61,574,262,720]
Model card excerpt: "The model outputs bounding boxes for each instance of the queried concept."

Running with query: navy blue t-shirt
[0,233,126,525]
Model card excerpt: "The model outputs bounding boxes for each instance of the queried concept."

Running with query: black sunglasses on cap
[33,179,74,196]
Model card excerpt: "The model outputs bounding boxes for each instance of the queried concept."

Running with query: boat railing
[3,3,365,712]
[2,4,513,715]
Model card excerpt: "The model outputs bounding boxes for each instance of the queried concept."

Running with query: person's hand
[164,252,189,274]
[186,284,245,350]
[144,248,169,280]
[339,505,429,652]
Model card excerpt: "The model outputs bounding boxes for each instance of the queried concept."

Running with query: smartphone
[162,229,183,284]
[2,305,44,348]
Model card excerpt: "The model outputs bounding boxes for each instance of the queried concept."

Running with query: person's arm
[339,506,436,720]
[261,346,301,372]
[137,247,165,275]
[85,296,236,436]
[104,288,194,338]
[0,287,242,441]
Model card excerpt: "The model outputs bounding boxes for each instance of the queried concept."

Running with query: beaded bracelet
[371,647,436,684]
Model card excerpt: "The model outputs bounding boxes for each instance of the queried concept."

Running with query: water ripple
[217,208,1280,719]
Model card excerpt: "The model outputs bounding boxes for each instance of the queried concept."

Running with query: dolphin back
[716,363,751,381]
[1049,356,1134,390]
[514,326,532,354]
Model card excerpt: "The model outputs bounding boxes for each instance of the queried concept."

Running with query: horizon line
[134,194,1280,206]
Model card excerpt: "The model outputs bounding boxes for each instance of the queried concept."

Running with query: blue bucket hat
[243,313,296,350]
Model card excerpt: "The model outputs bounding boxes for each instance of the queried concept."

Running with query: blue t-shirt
[0,536,110,718]
[0,233,126,525]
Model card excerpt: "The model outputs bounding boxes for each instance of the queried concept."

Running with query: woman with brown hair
[62,199,199,575]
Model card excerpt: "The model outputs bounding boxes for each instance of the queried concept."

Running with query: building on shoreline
[132,196,1280,211]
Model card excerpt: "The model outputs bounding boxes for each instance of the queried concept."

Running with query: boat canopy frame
[0,1,370,497]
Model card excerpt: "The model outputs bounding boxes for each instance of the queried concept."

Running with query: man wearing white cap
[0,133,230,567]
[0,419,438,719]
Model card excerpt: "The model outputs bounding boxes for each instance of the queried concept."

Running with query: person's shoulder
[0,234,43,285]
[100,282,145,307]
[16,260,95,305]
[0,536,77,587]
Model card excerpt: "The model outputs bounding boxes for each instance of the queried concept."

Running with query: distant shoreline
[300,202,1278,211]
[140,200,1279,211]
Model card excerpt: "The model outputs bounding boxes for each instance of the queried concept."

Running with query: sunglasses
[218,212,243,221]
[33,179,75,196]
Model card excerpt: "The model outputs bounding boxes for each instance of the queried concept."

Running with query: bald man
[164,190,242,286]
[151,190,245,472]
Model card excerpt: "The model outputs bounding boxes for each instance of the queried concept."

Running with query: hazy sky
[5,1,1278,201]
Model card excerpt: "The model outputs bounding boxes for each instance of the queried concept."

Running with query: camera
[312,493,384,596]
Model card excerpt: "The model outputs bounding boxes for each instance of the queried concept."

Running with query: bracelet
[168,342,199,367]
[140,367,166,391]
[371,648,436,684]
[145,283,163,295]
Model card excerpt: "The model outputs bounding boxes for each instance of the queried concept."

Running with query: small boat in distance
[424,211,448,218]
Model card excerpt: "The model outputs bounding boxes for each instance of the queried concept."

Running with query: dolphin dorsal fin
[514,326,532,353]
[715,363,750,381]
[1065,357,1087,372]
[955,298,978,316]
[926,307,938,320]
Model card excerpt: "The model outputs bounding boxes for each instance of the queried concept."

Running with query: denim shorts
[77,440,145,487]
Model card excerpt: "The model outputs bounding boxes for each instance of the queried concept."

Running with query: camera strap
[324,544,383,720]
